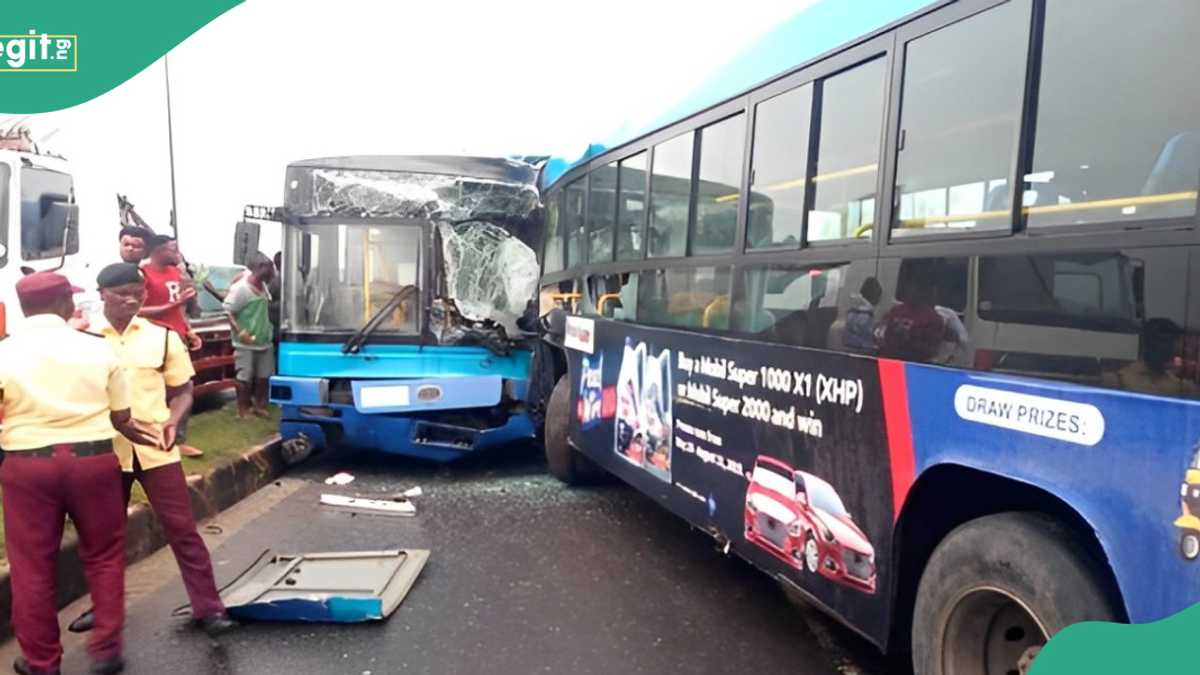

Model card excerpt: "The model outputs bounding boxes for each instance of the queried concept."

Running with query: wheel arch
[886,463,1129,655]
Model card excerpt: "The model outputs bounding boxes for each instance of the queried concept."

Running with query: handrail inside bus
[596,293,621,314]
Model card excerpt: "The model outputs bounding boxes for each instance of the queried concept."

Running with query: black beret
[96,262,145,290]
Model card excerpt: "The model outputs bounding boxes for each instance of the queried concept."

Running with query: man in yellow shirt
[0,271,161,675]
[67,264,236,640]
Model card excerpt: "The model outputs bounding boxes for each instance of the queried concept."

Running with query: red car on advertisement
[743,455,876,594]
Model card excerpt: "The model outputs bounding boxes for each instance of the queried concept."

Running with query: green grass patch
[0,403,280,561]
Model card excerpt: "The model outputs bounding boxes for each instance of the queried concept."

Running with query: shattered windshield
[284,223,421,334]
[287,167,539,223]
[282,161,542,343]
[439,222,538,335]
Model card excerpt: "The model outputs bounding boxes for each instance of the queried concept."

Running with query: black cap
[96,262,144,290]
[147,234,175,251]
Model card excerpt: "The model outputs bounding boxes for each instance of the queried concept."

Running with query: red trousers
[1,449,125,672]
[125,458,224,619]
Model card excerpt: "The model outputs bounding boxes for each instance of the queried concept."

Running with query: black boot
[194,612,238,637]
[67,608,95,633]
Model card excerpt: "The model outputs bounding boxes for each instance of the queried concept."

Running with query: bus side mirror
[541,307,567,342]
[233,221,260,266]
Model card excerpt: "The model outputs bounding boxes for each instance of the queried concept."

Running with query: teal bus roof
[542,0,937,190]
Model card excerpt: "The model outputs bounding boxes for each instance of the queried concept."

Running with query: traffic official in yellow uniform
[67,264,236,638]
[0,271,162,675]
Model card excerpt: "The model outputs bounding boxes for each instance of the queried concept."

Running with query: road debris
[214,548,430,622]
[321,493,417,516]
[324,472,356,486]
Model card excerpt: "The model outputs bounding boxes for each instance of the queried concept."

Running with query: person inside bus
[1107,318,1200,397]
[876,264,951,363]
[842,277,883,353]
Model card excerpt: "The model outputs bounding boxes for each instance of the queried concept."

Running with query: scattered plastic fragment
[321,493,416,517]
[402,486,422,498]
[324,472,356,486]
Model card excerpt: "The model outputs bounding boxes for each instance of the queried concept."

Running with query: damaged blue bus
[259,156,544,462]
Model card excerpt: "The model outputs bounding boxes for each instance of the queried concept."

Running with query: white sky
[6,0,806,266]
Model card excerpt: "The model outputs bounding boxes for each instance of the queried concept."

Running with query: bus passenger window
[564,178,586,267]
[542,196,563,274]
[588,163,617,264]
[878,258,969,364]
[648,132,695,258]
[1028,1,1200,227]
[893,2,1029,238]
[591,274,638,321]
[617,153,647,260]
[637,267,731,329]
[734,264,848,348]
[809,58,886,242]
[693,114,745,255]
[747,84,812,250]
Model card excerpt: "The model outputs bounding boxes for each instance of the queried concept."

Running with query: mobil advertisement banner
[568,317,897,640]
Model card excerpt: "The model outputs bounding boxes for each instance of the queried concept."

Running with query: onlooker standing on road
[139,235,204,457]
[117,226,152,265]
[0,271,162,675]
[67,264,237,639]
[224,252,276,418]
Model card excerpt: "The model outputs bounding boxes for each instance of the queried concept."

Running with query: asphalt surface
[46,444,896,675]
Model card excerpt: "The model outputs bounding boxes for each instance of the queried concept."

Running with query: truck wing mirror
[233,221,260,266]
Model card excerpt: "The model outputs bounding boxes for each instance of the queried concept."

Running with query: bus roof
[287,155,540,185]
[540,0,938,190]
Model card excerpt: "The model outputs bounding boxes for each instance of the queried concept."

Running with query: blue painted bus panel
[278,341,532,380]
[903,363,1200,625]
[563,317,1200,648]
[351,376,502,413]
[279,406,535,463]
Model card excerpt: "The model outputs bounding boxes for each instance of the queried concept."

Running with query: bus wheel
[912,513,1117,675]
[544,375,596,485]
[1181,531,1200,560]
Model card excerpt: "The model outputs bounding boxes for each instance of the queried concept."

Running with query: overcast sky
[9,0,806,266]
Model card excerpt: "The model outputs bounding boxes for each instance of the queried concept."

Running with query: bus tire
[912,512,1117,675]
[544,375,595,484]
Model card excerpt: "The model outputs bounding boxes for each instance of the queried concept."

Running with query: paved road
[32,445,898,674]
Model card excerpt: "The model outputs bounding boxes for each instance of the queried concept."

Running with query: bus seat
[1143,132,1200,197]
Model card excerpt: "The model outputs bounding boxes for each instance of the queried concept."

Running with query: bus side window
[734,263,850,348]
[638,267,731,330]
[590,274,638,321]
[1028,1,1200,228]
[875,258,969,365]
[648,132,695,259]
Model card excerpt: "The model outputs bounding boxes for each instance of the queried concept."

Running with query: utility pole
[164,55,180,243]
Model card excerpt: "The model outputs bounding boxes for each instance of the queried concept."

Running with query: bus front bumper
[269,375,535,462]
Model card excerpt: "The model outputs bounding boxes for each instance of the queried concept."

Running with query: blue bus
[262,155,544,462]
[533,1,1200,673]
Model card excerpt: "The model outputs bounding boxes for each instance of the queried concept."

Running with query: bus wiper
[342,286,416,355]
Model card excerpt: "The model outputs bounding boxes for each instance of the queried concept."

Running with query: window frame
[743,36,894,257]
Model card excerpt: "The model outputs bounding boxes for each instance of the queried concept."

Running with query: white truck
[0,126,89,335]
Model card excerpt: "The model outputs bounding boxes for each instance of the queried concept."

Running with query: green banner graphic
[0,0,241,113]
[1031,602,1200,674]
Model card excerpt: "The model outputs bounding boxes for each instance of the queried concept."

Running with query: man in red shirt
[140,235,204,458]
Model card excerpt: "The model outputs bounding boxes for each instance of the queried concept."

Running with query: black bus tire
[544,375,594,484]
[912,512,1118,675]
